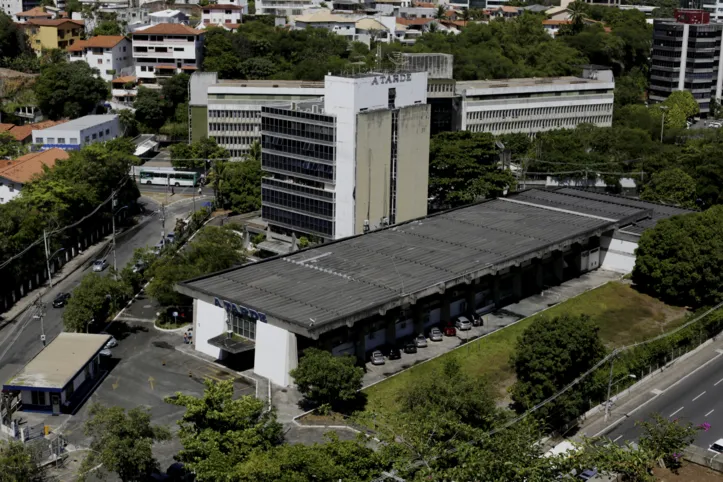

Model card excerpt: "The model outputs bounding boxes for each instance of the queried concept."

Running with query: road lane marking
[716,349,723,355]
[693,391,707,401]
[706,409,715,417]
[613,435,623,442]
[715,378,723,386]
[651,389,663,395]
[669,407,684,417]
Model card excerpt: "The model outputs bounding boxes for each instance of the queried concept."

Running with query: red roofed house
[199,4,244,31]
[4,120,69,144]
[0,148,69,203]
[15,6,55,22]
[131,24,205,84]
[67,35,132,82]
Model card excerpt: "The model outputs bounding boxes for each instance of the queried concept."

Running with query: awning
[155,64,177,70]
[207,333,255,354]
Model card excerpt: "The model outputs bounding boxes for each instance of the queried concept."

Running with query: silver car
[92,259,108,272]
[370,350,385,365]
[415,334,427,348]
[455,316,472,331]
[429,327,443,342]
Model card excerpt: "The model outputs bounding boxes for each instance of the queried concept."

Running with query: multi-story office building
[649,9,723,115]
[131,23,204,83]
[189,72,325,159]
[457,65,615,136]
[68,35,132,82]
[260,71,431,242]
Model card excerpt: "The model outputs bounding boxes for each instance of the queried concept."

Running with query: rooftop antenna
[388,51,404,72]
[376,43,382,70]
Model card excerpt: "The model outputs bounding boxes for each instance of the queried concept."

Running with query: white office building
[32,115,120,150]
[67,35,132,82]
[260,71,431,243]
[458,65,615,136]
[255,0,321,18]
[131,23,204,83]
[189,72,326,159]
[199,3,244,29]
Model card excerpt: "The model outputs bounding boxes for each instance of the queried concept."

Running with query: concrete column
[441,290,450,324]
[535,263,544,292]
[512,268,522,301]
[678,24,690,91]
[412,303,424,335]
[492,276,501,307]
[354,329,366,362]
[553,251,564,284]
[466,280,477,315]
[385,317,397,346]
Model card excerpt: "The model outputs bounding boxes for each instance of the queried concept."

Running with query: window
[174,47,183,51]
[92,133,97,140]
[99,130,104,137]
[97,59,102,64]
[31,391,46,406]
[8,183,14,192]
[70,137,77,144]
[57,137,65,143]
[36,137,43,143]
[105,128,110,135]
[47,137,55,143]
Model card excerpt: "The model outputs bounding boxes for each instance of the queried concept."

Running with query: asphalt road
[0,195,198,385]
[138,183,214,197]
[606,349,723,451]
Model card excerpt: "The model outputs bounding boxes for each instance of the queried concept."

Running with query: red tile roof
[112,75,137,84]
[396,17,434,25]
[136,23,203,35]
[413,2,435,7]
[180,65,198,70]
[82,35,127,48]
[8,120,69,142]
[0,124,13,133]
[0,148,69,184]
[25,19,84,27]
[17,6,52,17]
[155,64,177,69]
[66,39,88,52]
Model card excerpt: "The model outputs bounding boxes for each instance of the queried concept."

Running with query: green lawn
[362,281,686,417]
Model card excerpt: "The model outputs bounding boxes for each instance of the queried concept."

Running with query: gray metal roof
[180,190,643,331]
[554,188,693,235]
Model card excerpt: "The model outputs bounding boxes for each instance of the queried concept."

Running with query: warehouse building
[177,188,691,386]
[32,114,120,151]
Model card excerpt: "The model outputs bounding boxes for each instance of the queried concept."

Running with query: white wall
[194,299,226,359]
[0,178,22,204]
[600,235,637,274]
[254,321,297,386]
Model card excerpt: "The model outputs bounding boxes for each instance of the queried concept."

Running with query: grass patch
[362,281,686,419]
[155,317,188,330]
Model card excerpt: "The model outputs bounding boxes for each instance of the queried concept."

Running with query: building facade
[1,0,39,19]
[67,35,132,82]
[649,9,723,115]
[0,148,68,203]
[458,65,615,136]
[189,72,325,159]
[21,19,84,53]
[132,23,204,83]
[260,71,431,242]
[199,3,243,28]
[255,0,320,17]
[32,115,120,150]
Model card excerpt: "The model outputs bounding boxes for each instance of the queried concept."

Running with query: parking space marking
[669,406,684,417]
[692,391,706,402]
[613,435,623,443]
[706,409,715,417]
[715,377,723,387]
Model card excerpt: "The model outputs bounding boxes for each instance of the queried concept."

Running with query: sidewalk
[575,337,723,440]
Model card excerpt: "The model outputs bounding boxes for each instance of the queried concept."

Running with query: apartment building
[189,72,325,159]
[1,0,39,19]
[458,65,615,136]
[260,71,431,242]
[21,19,84,53]
[67,35,132,82]
[131,24,204,83]
[255,0,321,18]
[649,9,723,115]
[199,3,243,29]
[14,5,52,21]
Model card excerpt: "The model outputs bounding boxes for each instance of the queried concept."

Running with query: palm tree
[434,5,446,20]
[567,0,586,28]
[246,140,261,163]
[461,7,471,24]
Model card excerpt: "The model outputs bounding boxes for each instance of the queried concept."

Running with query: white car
[710,122,722,129]
[102,335,118,349]
[709,439,723,454]
[370,350,385,365]
[455,316,472,331]
[92,259,109,272]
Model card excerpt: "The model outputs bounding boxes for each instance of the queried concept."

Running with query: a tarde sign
[371,73,413,86]
[214,297,267,323]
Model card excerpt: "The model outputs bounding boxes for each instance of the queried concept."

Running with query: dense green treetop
[33,60,109,120]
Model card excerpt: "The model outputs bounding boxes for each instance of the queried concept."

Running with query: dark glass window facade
[262,205,334,237]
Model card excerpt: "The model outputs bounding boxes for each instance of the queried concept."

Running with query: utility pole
[160,203,166,240]
[43,229,53,288]
[111,191,117,274]
[33,297,46,346]
[604,351,617,422]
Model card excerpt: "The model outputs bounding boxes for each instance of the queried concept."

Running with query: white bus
[138,169,199,187]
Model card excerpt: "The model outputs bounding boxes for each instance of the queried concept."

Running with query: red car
[443,323,456,336]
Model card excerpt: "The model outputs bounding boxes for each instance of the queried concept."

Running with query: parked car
[99,349,112,357]
[52,292,71,308]
[471,311,484,327]
[710,439,723,454]
[387,346,402,360]
[370,350,385,365]
[153,243,164,256]
[443,323,456,337]
[102,334,118,349]
[132,260,146,274]
[578,468,598,480]
[92,259,109,272]
[429,327,443,342]
[166,233,176,244]
[710,121,722,129]
[403,342,417,354]
[415,334,427,348]
[455,315,472,331]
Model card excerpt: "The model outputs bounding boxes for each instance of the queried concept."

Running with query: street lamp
[604,373,636,422]
[659,105,669,143]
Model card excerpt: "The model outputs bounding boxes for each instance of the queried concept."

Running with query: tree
[79,403,171,482]
[637,413,698,468]
[640,168,697,208]
[93,19,123,36]
[661,90,699,129]
[161,73,190,107]
[62,273,133,332]
[428,131,516,209]
[33,61,109,120]
[171,136,227,170]
[0,132,26,158]
[0,441,43,481]
[167,379,283,481]
[633,206,723,307]
[290,348,364,411]
[133,87,168,132]
[117,108,139,137]
[215,143,262,213]
[0,12,31,60]
[510,314,607,432]
[434,4,446,19]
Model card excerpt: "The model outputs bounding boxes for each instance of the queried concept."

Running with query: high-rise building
[650,9,723,115]
[260,71,431,242]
